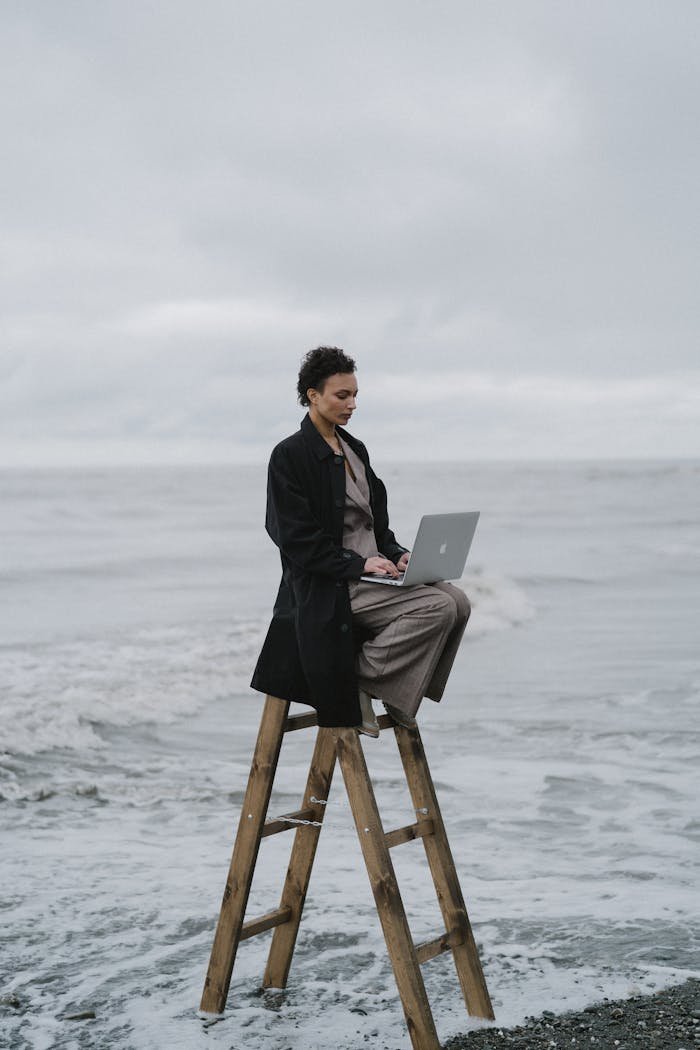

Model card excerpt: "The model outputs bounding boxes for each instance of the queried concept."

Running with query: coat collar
[341,439,373,515]
[300,411,364,462]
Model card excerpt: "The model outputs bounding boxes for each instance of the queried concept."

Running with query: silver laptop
[360,511,480,586]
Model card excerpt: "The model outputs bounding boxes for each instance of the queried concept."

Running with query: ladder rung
[240,906,292,942]
[262,809,316,836]
[415,928,464,964]
[284,712,318,732]
[385,819,435,848]
[285,711,400,734]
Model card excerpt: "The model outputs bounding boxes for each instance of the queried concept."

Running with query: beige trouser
[348,578,471,718]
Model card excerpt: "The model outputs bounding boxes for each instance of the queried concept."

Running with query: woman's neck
[309,409,338,445]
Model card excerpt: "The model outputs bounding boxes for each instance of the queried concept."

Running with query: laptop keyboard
[362,572,405,580]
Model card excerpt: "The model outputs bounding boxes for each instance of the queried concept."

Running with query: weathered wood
[200,691,494,1042]
[394,724,494,1020]
[199,695,289,1014]
[284,712,318,732]
[334,728,441,1050]
[264,727,337,988]
[240,906,292,941]
[385,818,435,849]
[415,928,463,964]
[261,809,315,836]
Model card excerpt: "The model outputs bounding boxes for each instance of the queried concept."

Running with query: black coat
[250,412,409,726]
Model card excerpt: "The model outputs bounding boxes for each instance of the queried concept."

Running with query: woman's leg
[422,581,471,702]
[349,582,458,718]
[433,580,471,622]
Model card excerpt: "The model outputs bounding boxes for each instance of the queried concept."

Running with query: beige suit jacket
[338,435,382,566]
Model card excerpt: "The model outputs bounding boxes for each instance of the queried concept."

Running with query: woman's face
[308,372,358,427]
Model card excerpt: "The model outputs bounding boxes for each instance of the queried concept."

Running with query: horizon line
[0,454,698,471]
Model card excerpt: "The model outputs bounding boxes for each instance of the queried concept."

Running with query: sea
[1,458,698,1050]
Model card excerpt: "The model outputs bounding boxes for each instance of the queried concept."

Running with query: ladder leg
[264,727,338,988]
[200,695,289,1014]
[393,725,494,1020]
[334,729,441,1050]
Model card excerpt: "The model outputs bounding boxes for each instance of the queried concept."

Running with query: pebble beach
[446,979,699,1050]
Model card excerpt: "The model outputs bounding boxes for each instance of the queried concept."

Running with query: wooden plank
[285,712,394,733]
[240,906,292,942]
[261,809,315,837]
[263,727,338,989]
[385,819,435,849]
[415,928,463,965]
[334,728,441,1050]
[284,712,318,732]
[200,695,289,1014]
[394,724,494,1020]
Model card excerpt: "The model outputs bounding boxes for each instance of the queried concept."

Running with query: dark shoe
[383,702,417,729]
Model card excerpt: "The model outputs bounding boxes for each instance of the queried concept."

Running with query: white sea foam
[0,571,529,759]
[1,460,698,1050]
[460,567,536,634]
[0,619,266,758]
[3,686,697,1049]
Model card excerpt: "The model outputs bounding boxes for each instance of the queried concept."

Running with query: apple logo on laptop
[440,542,447,554]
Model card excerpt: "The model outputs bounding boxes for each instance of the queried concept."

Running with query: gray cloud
[1,1,699,463]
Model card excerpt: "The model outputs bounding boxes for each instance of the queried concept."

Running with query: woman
[250,346,471,736]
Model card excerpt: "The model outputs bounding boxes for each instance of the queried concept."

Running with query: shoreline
[444,978,699,1050]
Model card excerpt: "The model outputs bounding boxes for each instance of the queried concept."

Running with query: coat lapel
[300,412,375,525]
[339,438,373,517]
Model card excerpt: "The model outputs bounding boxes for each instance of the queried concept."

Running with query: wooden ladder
[200,694,494,1050]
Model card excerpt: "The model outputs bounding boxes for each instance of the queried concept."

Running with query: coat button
[334,455,343,464]
[342,551,352,559]
[335,498,343,507]
[340,623,349,632]
[336,580,343,587]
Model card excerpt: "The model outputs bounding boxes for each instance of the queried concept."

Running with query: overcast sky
[2,1,698,464]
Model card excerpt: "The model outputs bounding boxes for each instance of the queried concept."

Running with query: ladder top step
[284,712,318,732]
[282,711,399,734]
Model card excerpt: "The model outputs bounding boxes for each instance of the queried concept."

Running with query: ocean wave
[0,571,531,759]
[0,619,267,759]
[515,573,600,588]
[460,567,536,635]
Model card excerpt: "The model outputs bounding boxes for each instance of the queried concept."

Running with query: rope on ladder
[310,795,429,816]
[281,815,324,827]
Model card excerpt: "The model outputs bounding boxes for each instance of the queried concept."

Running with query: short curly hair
[297,346,357,406]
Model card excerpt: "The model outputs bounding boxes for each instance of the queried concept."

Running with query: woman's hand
[363,555,401,578]
[397,552,411,572]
